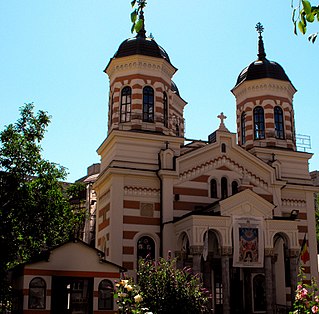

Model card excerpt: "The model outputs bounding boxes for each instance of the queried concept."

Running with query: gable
[220,189,274,218]
[176,131,280,194]
[24,241,121,273]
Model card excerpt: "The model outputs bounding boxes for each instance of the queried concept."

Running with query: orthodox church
[92,13,318,314]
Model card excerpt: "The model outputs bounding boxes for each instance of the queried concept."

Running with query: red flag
[300,234,310,264]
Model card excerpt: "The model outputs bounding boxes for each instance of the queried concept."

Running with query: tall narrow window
[163,92,168,127]
[253,107,265,139]
[28,277,46,309]
[210,179,217,198]
[221,177,228,199]
[109,92,113,125]
[232,181,238,195]
[241,112,246,144]
[120,86,131,122]
[143,86,154,122]
[274,106,285,139]
[137,236,155,261]
[98,279,113,310]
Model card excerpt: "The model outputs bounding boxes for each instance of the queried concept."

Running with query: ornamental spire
[256,22,266,60]
[136,7,146,38]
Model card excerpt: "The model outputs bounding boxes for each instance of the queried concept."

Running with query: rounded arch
[273,231,290,248]
[273,232,291,305]
[143,85,154,122]
[120,85,132,123]
[133,232,159,269]
[28,277,46,309]
[98,279,114,310]
[221,176,228,199]
[201,228,223,250]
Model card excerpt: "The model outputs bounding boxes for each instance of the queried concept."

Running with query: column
[264,249,274,314]
[289,249,299,307]
[190,245,203,274]
[221,246,231,314]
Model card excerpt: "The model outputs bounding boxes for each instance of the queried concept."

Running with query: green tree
[292,0,319,42]
[0,103,76,307]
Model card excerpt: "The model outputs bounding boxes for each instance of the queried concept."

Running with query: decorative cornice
[282,199,306,208]
[124,186,159,196]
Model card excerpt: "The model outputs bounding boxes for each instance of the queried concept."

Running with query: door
[51,277,93,314]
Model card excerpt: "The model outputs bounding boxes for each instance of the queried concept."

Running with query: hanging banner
[233,216,264,268]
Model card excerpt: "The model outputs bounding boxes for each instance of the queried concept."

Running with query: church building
[93,12,318,314]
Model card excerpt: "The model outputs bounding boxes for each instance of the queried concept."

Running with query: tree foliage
[0,103,76,305]
[130,0,147,34]
[292,0,319,42]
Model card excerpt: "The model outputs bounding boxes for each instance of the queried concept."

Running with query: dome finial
[255,22,266,60]
[136,6,146,38]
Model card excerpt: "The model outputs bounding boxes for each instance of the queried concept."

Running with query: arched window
[143,86,154,122]
[241,112,246,144]
[232,181,238,195]
[221,177,228,199]
[274,106,285,139]
[109,92,113,126]
[28,277,46,309]
[120,86,131,122]
[98,279,113,310]
[210,179,217,198]
[253,107,265,139]
[137,236,155,261]
[163,92,168,127]
[221,143,226,153]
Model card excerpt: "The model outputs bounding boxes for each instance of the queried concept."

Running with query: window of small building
[98,279,114,310]
[210,179,218,198]
[221,177,228,199]
[163,92,168,127]
[137,236,155,261]
[274,106,285,139]
[143,86,154,122]
[232,181,238,195]
[120,86,131,122]
[28,277,46,309]
[253,106,265,140]
[241,112,246,144]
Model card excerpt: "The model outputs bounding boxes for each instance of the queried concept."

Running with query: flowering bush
[114,257,210,314]
[137,257,210,314]
[290,267,319,314]
[114,278,152,314]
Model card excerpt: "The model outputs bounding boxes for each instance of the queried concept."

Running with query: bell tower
[104,9,186,137]
[232,23,297,152]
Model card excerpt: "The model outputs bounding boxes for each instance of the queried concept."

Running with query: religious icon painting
[233,216,264,268]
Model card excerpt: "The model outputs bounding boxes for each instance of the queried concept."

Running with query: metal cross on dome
[256,22,264,36]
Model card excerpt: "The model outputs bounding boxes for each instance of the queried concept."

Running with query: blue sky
[0,1,318,182]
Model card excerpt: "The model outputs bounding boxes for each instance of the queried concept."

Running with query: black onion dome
[113,36,171,63]
[171,80,180,96]
[236,59,291,86]
[235,23,291,87]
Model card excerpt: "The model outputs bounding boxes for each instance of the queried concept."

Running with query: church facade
[93,18,318,314]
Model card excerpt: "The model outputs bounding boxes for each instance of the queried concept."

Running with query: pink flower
[312,305,319,313]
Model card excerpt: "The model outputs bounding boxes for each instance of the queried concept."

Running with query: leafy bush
[138,257,210,313]
[290,267,319,313]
